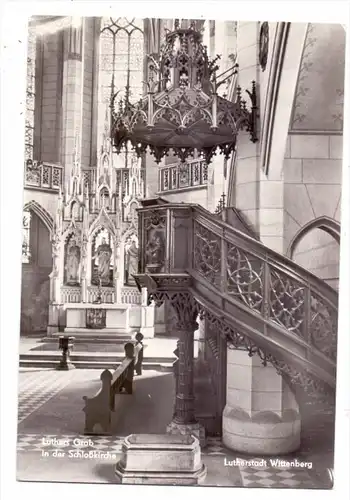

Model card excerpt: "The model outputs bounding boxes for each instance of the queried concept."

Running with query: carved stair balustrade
[203,311,335,406]
[135,200,338,400]
[191,215,337,365]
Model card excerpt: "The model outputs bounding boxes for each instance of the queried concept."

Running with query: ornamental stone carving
[259,22,269,72]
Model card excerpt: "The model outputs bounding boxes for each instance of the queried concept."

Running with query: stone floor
[16,366,334,489]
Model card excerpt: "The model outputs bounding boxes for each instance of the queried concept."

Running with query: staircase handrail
[191,203,338,307]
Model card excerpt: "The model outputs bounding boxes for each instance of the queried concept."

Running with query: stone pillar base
[223,405,301,455]
[47,325,59,335]
[154,323,166,336]
[140,305,155,338]
[55,362,75,371]
[140,325,155,339]
[47,304,61,336]
[167,420,206,447]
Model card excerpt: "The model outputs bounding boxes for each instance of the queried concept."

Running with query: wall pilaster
[233,22,260,235]
[61,18,84,185]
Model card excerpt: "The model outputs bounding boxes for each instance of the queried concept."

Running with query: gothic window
[22,211,31,263]
[25,26,37,160]
[97,18,145,181]
[99,17,144,106]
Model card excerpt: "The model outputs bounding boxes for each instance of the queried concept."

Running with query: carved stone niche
[124,197,139,225]
[259,22,269,72]
[91,228,114,287]
[143,210,167,274]
[138,198,170,274]
[145,228,166,274]
[64,233,81,287]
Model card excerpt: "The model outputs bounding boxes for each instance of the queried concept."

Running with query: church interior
[17,15,345,488]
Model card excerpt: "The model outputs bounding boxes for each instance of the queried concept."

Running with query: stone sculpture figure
[66,239,81,284]
[93,237,112,285]
[145,233,165,272]
[126,240,139,285]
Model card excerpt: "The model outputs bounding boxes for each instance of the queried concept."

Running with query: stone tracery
[48,126,147,331]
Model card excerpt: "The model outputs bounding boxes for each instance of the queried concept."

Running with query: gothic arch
[88,207,117,239]
[261,23,308,179]
[122,224,138,245]
[23,200,54,235]
[62,224,82,245]
[287,216,341,259]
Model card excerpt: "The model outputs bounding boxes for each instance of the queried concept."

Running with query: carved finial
[104,104,109,137]
[236,85,242,104]
[84,179,89,199]
[69,131,82,197]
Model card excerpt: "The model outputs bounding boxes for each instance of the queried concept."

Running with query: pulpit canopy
[110,19,258,165]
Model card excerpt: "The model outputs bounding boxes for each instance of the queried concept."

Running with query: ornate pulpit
[134,198,205,444]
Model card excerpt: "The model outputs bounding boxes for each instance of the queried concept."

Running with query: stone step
[19,352,176,364]
[19,358,174,371]
[42,333,133,342]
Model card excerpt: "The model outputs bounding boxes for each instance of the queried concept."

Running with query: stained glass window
[99,17,144,105]
[98,18,145,185]
[25,26,37,160]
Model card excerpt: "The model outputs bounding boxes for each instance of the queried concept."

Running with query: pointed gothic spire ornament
[69,130,83,197]
[110,20,258,165]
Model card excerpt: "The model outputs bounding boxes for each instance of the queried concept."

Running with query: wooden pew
[82,336,144,435]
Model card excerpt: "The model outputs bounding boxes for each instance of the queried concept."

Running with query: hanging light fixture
[110,19,258,165]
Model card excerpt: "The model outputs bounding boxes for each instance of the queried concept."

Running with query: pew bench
[82,337,143,435]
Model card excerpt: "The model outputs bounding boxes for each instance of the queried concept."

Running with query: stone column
[232,22,260,235]
[114,244,121,303]
[197,315,206,364]
[81,234,88,303]
[223,348,301,455]
[154,302,166,336]
[140,288,155,338]
[172,328,195,423]
[81,278,87,303]
[166,293,206,445]
[47,237,61,335]
[61,18,84,183]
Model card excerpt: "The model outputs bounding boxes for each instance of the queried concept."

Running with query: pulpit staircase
[136,198,338,406]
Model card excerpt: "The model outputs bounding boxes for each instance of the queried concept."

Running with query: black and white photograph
[1,1,349,497]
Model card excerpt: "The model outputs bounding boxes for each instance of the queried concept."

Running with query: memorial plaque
[86,308,106,329]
